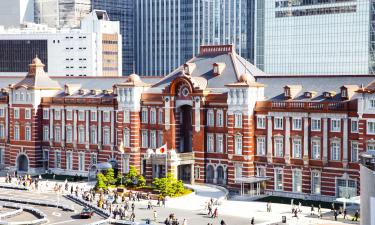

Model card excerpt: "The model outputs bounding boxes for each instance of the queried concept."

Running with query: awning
[96,162,112,170]
[235,176,271,184]
[335,196,360,205]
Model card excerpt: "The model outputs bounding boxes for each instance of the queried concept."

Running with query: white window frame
[66,151,73,170]
[141,130,148,148]
[90,127,97,144]
[311,138,321,160]
[141,108,148,124]
[0,108,5,117]
[292,169,302,192]
[124,109,130,123]
[158,109,163,124]
[103,128,110,145]
[78,111,84,121]
[124,129,130,147]
[150,108,157,124]
[367,120,375,134]
[66,126,72,143]
[14,125,19,140]
[369,99,375,109]
[207,110,214,127]
[274,117,283,130]
[274,137,284,157]
[157,131,163,147]
[54,126,61,142]
[234,134,242,155]
[43,109,49,119]
[66,110,72,120]
[256,136,266,156]
[25,126,31,141]
[78,126,85,144]
[274,168,283,191]
[25,108,31,119]
[150,130,157,148]
[54,110,61,120]
[91,111,97,121]
[311,118,321,131]
[0,124,4,138]
[257,116,266,129]
[90,153,97,165]
[311,171,321,194]
[78,152,85,171]
[13,108,19,119]
[256,167,266,177]
[292,138,302,159]
[234,112,243,128]
[103,111,110,122]
[331,140,341,161]
[216,134,224,153]
[331,119,341,132]
[216,110,224,127]
[292,118,302,131]
[55,151,61,168]
[207,133,214,152]
[43,126,49,141]
[351,141,359,162]
[234,164,242,179]
[351,119,358,133]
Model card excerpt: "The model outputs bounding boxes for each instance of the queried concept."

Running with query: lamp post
[119,141,124,185]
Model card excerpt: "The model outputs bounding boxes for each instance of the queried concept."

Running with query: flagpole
[165,148,168,178]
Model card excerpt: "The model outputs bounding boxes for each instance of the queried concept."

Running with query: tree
[152,173,186,197]
[95,173,108,190]
[124,166,145,188]
[105,168,115,185]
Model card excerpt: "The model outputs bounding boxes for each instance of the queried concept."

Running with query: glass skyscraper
[254,0,372,75]
[91,0,134,76]
[135,0,252,76]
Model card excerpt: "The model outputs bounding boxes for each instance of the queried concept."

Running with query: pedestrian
[220,219,226,225]
[148,200,152,210]
[298,202,302,212]
[182,218,187,225]
[343,208,347,220]
[153,210,157,221]
[162,197,166,207]
[353,210,359,221]
[310,204,315,215]
[251,217,255,225]
[212,207,218,218]
[70,185,73,195]
[331,202,335,211]
[130,211,135,222]
[318,204,321,214]
[293,209,298,218]
[131,202,135,212]
[334,210,338,221]
[208,204,212,216]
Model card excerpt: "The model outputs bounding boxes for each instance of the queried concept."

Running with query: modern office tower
[135,0,251,76]
[0,0,34,28]
[91,0,135,76]
[34,0,91,28]
[254,0,371,75]
[0,10,122,77]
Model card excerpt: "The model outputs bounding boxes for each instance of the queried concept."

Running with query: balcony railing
[256,100,357,112]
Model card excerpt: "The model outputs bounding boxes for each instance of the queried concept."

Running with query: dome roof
[127,73,141,83]
[31,56,43,65]
[239,73,255,83]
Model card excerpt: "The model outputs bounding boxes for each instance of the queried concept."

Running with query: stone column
[190,164,195,184]
[267,116,273,163]
[98,110,102,146]
[85,110,89,149]
[49,109,54,140]
[61,109,65,142]
[343,118,348,168]
[284,117,290,164]
[303,117,309,166]
[323,118,328,164]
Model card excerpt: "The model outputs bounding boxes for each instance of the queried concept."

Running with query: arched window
[206,165,214,183]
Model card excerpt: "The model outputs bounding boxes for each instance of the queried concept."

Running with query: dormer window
[183,63,195,75]
[284,87,291,99]
[323,91,336,99]
[341,88,348,99]
[213,65,219,74]
[213,63,226,76]
[304,92,311,98]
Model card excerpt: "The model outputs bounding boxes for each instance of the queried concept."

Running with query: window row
[141,130,164,149]
[206,133,224,153]
[256,116,359,133]
[141,108,163,124]
[42,109,112,122]
[12,108,32,120]
[54,151,96,171]
[256,136,359,162]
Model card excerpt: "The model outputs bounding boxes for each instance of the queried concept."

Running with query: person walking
[334,210,338,221]
[220,219,226,225]
[343,208,347,220]
[153,210,157,221]
[353,210,359,221]
[212,207,218,218]
[318,204,321,214]
[250,217,255,225]
[182,218,188,225]
[131,202,135,212]
[311,204,315,215]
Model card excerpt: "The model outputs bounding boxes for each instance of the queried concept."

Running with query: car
[80,207,94,219]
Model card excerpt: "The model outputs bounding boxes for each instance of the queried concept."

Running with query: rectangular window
[234,113,242,128]
[90,154,97,165]
[311,139,321,160]
[13,108,19,119]
[141,130,148,148]
[207,110,214,127]
[14,125,19,140]
[331,141,341,161]
[66,110,72,120]
[257,116,266,129]
[0,148,4,164]
[292,118,302,130]
[256,167,266,177]
[66,126,72,143]
[91,111,97,121]
[25,108,31,119]
[312,171,321,194]
[55,151,61,168]
[124,129,130,147]
[351,120,358,133]
[103,111,110,122]
[78,111,84,121]
[207,134,214,152]
[158,131,163,147]
[0,124,4,138]
[25,127,31,141]
[235,135,242,155]
[293,170,302,192]
[90,127,97,144]
[43,126,49,141]
[0,108,4,117]
[274,117,283,130]
[150,108,156,124]
[124,110,130,123]
[256,136,266,156]
[331,119,341,132]
[216,110,224,127]
[292,139,302,158]
[103,128,110,145]
[216,134,224,153]
[54,110,61,120]
[274,137,283,157]
[54,127,61,142]
[141,108,148,123]
[275,168,283,191]
[311,118,321,131]
[235,164,242,179]
[66,152,73,170]
[43,109,49,119]
[367,121,375,134]
[78,127,85,144]
[158,109,163,124]
[78,152,85,171]
[150,130,157,148]
[351,142,359,162]
[370,99,375,109]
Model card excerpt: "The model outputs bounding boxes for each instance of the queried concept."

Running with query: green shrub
[152,173,188,197]
[124,166,145,188]
[105,168,116,185]
[95,173,108,190]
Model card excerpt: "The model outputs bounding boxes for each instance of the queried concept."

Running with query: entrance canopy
[236,176,271,196]
[235,176,270,184]
[97,162,112,170]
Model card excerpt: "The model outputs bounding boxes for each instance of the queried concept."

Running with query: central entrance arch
[179,105,193,153]
[17,154,28,172]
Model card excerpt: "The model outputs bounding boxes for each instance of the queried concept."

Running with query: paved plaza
[0,179,361,225]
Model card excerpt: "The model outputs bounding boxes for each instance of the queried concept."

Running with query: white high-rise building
[0,0,34,28]
[0,10,122,77]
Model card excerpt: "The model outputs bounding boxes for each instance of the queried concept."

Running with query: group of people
[331,203,360,221]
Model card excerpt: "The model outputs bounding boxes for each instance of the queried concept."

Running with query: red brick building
[1,45,375,201]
